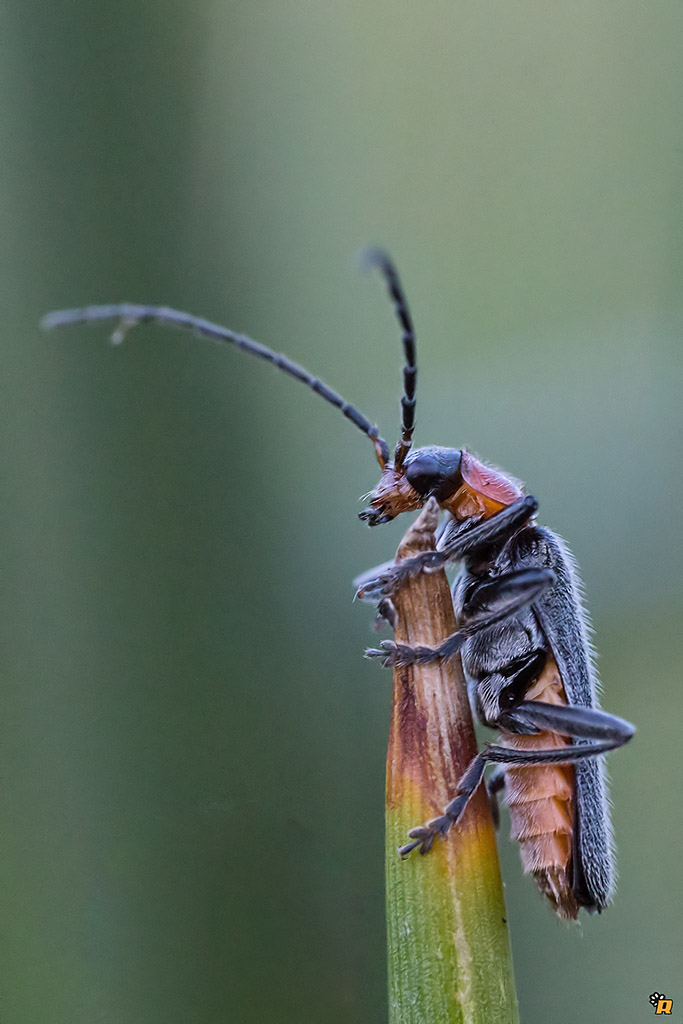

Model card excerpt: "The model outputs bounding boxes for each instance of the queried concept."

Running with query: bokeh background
[2,3,682,1022]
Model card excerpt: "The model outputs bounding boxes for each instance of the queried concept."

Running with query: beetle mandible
[43,250,634,919]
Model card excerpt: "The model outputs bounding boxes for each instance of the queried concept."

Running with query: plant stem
[385,500,519,1024]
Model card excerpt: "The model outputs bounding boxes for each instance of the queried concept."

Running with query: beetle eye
[405,454,441,496]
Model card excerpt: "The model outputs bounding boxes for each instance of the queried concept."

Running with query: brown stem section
[386,499,482,822]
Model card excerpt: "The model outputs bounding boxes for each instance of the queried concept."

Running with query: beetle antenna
[364,248,416,470]
[41,303,390,468]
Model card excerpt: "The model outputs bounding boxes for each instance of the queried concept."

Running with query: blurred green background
[1,2,682,1022]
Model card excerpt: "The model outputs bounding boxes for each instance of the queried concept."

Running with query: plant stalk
[385,499,519,1024]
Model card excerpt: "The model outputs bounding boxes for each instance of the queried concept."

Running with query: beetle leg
[483,734,633,767]
[487,765,506,830]
[355,495,538,601]
[400,715,634,856]
[398,752,488,856]
[353,559,397,602]
[498,701,635,751]
[365,567,554,666]
[364,633,465,668]
[438,494,539,560]
[400,741,630,856]
[374,597,397,630]
[354,550,447,602]
[460,567,555,629]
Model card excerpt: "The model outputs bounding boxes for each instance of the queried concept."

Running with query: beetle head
[359,446,524,526]
[359,446,464,525]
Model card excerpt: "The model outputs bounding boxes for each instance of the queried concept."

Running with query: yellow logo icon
[649,992,673,1015]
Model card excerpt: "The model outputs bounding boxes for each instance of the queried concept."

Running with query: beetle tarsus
[364,639,449,667]
[355,550,446,600]
[401,752,488,857]
[401,808,464,857]
[398,839,423,858]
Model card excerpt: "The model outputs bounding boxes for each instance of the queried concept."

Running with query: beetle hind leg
[401,715,634,860]
[398,753,488,856]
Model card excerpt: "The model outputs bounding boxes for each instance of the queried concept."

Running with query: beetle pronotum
[43,251,634,918]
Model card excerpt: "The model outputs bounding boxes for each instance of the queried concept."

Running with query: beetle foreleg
[354,550,447,602]
[354,495,539,601]
[439,494,538,561]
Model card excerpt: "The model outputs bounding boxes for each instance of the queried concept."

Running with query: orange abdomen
[500,656,579,919]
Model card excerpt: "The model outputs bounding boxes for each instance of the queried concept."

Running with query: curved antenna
[364,249,417,469]
[42,304,390,467]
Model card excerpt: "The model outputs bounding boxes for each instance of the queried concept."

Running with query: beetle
[43,250,634,918]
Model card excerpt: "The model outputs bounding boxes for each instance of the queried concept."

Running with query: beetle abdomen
[500,656,579,919]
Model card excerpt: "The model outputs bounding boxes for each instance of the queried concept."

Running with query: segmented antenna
[41,304,390,467]
[364,249,417,469]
